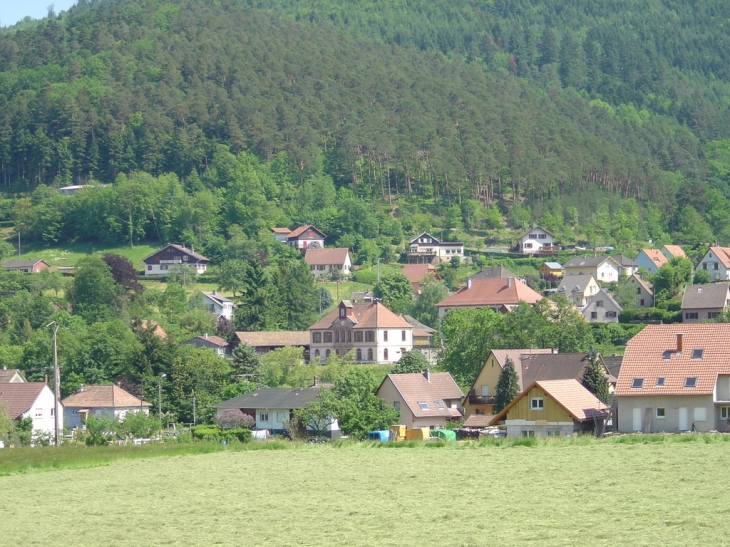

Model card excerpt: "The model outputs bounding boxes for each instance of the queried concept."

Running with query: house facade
[626,274,654,308]
[376,371,463,429]
[0,382,62,435]
[406,232,464,264]
[0,368,27,383]
[303,248,351,278]
[616,325,730,433]
[697,247,730,282]
[182,334,230,358]
[286,225,326,250]
[201,292,234,322]
[516,227,555,254]
[436,277,544,320]
[538,262,563,278]
[1,259,50,273]
[556,275,600,307]
[61,385,151,430]
[489,379,610,437]
[581,289,622,323]
[403,315,439,364]
[610,255,638,277]
[270,227,292,242]
[141,244,210,276]
[563,256,621,282]
[661,245,686,260]
[308,300,413,364]
[681,283,730,323]
[634,249,667,274]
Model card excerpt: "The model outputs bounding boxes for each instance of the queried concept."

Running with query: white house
[0,382,63,436]
[304,248,351,278]
[141,244,210,276]
[634,249,668,274]
[563,256,621,282]
[556,275,600,307]
[309,300,413,364]
[406,232,464,264]
[697,247,730,282]
[516,227,554,254]
[581,289,622,323]
[61,384,152,430]
[285,225,326,250]
[201,291,234,321]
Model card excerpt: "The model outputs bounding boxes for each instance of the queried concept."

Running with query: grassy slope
[2,437,729,546]
[14,241,159,268]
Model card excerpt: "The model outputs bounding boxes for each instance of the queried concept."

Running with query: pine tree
[582,351,610,404]
[493,357,520,414]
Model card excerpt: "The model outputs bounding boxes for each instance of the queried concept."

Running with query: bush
[191,426,220,441]
[352,269,377,284]
[619,308,681,324]
[119,411,161,439]
[213,409,255,430]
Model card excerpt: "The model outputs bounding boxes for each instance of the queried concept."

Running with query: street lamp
[45,321,61,447]
[158,373,166,422]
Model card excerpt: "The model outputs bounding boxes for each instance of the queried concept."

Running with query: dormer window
[632,378,644,389]
[691,349,704,359]
[685,377,697,388]
[656,378,665,387]
[340,308,345,317]
[662,351,672,359]
[418,402,429,410]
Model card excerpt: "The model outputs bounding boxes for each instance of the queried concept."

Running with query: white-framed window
[694,407,707,421]
[434,400,444,409]
[259,412,269,422]
[383,331,388,342]
[656,378,665,387]
[418,402,429,410]
[401,330,406,342]
[522,430,535,437]
[35,408,43,418]
[530,398,544,410]
[685,377,697,388]
[721,407,730,419]
[276,412,286,422]
[632,378,644,388]
[655,408,665,418]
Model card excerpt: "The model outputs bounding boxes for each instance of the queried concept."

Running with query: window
[313,333,321,343]
[147,265,152,270]
[335,331,339,343]
[383,331,388,342]
[655,408,666,418]
[662,350,672,360]
[314,350,320,358]
[596,300,603,308]
[530,398,544,410]
[685,377,697,388]
[640,299,645,306]
[721,407,730,419]
[691,349,704,359]
[277,412,286,422]
[326,349,331,358]
[324,332,332,343]
[402,330,406,342]
[317,265,325,271]
[708,312,719,319]
[383,349,389,360]
[656,378,665,387]
[606,311,617,318]
[354,332,363,342]
[685,312,699,320]
[434,400,444,409]
[694,407,707,421]
[521,430,535,437]
[160,265,168,270]
[394,401,400,412]
[368,349,373,361]
[524,243,533,249]
[547,430,560,437]
[260,412,269,422]
[356,349,362,361]
[590,312,598,319]
[418,402,430,410]
[365,331,374,342]
[538,234,547,240]
[632,378,644,389]
[637,287,641,294]
[340,308,345,317]
[347,331,351,342]
[35,408,42,418]
[703,262,708,270]
[50,408,54,417]
[715,262,720,270]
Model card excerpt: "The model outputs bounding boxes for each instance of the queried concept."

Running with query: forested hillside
[1,0,730,248]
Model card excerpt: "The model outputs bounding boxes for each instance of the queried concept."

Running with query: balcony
[467,390,495,405]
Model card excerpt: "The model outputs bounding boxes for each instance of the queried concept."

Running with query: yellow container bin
[405,427,431,441]
[389,425,406,442]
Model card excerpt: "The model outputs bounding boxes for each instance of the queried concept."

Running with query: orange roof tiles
[662,245,686,259]
[309,301,412,330]
[400,263,437,283]
[616,324,730,397]
[638,249,668,268]
[287,225,326,240]
[380,372,463,418]
[234,331,310,347]
[705,247,730,269]
[304,248,350,265]
[61,385,151,408]
[436,278,543,309]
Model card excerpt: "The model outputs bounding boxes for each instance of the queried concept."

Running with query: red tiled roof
[271,227,292,234]
[234,331,310,347]
[400,264,437,283]
[287,225,326,240]
[616,324,730,396]
[0,369,26,383]
[62,385,151,408]
[662,245,686,258]
[463,414,494,428]
[304,248,350,266]
[309,301,412,330]
[637,249,667,268]
[185,334,229,347]
[705,247,730,269]
[379,372,464,418]
[0,383,47,419]
[436,278,543,308]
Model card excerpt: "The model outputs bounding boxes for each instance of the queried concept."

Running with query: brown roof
[467,266,519,281]
[184,334,229,348]
[480,349,554,391]
[234,331,310,347]
[436,278,543,309]
[520,353,600,389]
[627,274,653,295]
[271,227,292,234]
[303,248,350,266]
[378,372,463,418]
[141,243,209,264]
[489,379,610,425]
[402,315,436,335]
[400,264,438,283]
[637,249,667,268]
[463,414,494,428]
[61,385,151,408]
[287,225,326,240]
[310,301,412,330]
[140,320,167,339]
[0,369,26,383]
[681,283,730,310]
[0,383,48,419]
[616,324,730,396]
[2,259,49,269]
[662,245,686,258]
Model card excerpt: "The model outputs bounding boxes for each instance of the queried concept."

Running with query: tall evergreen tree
[581,351,610,405]
[493,357,520,414]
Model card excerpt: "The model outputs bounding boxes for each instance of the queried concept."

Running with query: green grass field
[2,437,729,546]
[14,241,159,268]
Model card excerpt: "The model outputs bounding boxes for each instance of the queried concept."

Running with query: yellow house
[489,379,610,437]
[538,262,564,278]
[462,349,552,418]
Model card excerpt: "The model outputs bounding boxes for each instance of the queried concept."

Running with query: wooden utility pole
[46,321,61,447]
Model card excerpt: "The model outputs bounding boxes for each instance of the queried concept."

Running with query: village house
[400,263,441,295]
[231,331,310,360]
[538,262,563,278]
[376,370,463,429]
[308,300,413,364]
[467,265,521,282]
[615,324,730,433]
[581,288,622,323]
[406,232,464,264]
[304,248,351,278]
[681,283,730,323]
[141,244,209,276]
[0,368,27,383]
[212,386,339,438]
[62,384,151,430]
[610,254,639,277]
[284,225,326,250]
[270,227,293,243]
[625,274,654,308]
[516,226,555,254]
[200,291,234,322]
[1,259,50,273]
[563,255,621,282]
[489,379,610,437]
[556,275,600,307]
[633,249,667,274]
[0,382,62,436]
[697,247,730,282]
[661,245,687,261]
[402,315,439,364]
[436,277,544,320]
[182,334,230,358]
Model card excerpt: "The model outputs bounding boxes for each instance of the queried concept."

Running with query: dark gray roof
[610,254,638,267]
[202,292,232,306]
[211,388,321,410]
[557,275,595,294]
[141,244,209,264]
[563,256,615,269]
[681,283,730,310]
[402,315,436,334]
[520,353,598,389]
[468,265,519,280]
[602,355,623,379]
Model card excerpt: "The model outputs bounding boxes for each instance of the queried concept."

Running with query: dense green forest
[3,0,730,251]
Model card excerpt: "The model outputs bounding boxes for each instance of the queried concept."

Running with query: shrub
[191,426,220,441]
[353,270,377,284]
[119,411,162,439]
[213,409,255,430]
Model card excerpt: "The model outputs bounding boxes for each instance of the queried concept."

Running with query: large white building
[406,232,464,264]
[309,300,413,364]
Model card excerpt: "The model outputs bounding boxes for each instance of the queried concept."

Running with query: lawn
[14,241,159,268]
[2,437,730,546]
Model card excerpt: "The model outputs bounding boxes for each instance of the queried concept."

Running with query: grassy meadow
[2,436,730,546]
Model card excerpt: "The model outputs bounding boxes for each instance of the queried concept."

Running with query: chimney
[204,333,208,339]
[677,333,684,354]
[507,277,512,288]
[424,369,431,382]
[78,384,84,392]
[467,278,472,290]
[43,374,48,384]
[552,348,559,354]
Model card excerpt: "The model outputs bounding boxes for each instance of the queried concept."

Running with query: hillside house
[1,259,50,273]
[285,225,326,250]
[516,227,555,254]
[563,256,621,282]
[436,277,544,320]
[581,289,622,323]
[538,262,563,278]
[182,334,230,358]
[400,263,441,295]
[309,300,413,364]
[615,324,730,433]
[0,368,27,383]
[610,254,639,277]
[661,245,687,260]
[376,371,463,429]
[62,385,151,430]
[270,227,292,242]
[141,244,209,276]
[201,291,234,322]
[697,247,730,282]
[556,275,600,307]
[0,382,62,436]
[406,232,464,264]
[681,283,730,323]
[634,249,667,274]
[304,248,351,278]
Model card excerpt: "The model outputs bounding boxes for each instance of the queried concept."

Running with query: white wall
[21,385,63,435]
